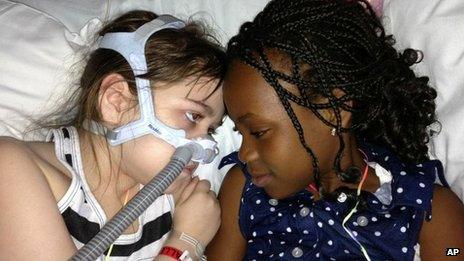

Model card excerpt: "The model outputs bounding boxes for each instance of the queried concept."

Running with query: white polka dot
[286,227,292,233]
[400,171,407,176]
[258,250,263,254]
[316,253,320,258]
[353,231,358,237]
[402,247,408,253]
[328,219,335,225]
[270,207,275,212]
[313,243,317,248]
[248,239,254,243]
[303,230,309,234]
[375,231,381,236]
[268,231,273,234]
[353,222,358,226]
[385,213,391,218]
[330,258,336,261]
[250,215,254,220]
[400,206,406,211]
[279,252,284,257]
[278,212,283,217]
[412,214,416,219]
[416,199,423,204]
[325,207,331,211]
[299,239,303,244]
[372,200,379,204]
[371,217,378,222]
[419,182,425,188]
[344,250,350,254]
[310,212,314,218]
[384,156,389,161]
[397,187,403,193]
[328,240,333,246]
[317,222,323,227]
[256,199,261,204]
[252,231,257,237]
[419,171,425,175]
[417,164,422,167]
[281,241,286,245]
[400,227,406,233]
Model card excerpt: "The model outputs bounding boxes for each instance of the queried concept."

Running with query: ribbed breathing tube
[70,145,196,260]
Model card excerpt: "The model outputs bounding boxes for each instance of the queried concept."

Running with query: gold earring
[331,128,337,136]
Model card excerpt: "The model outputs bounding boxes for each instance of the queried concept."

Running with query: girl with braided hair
[206,0,464,260]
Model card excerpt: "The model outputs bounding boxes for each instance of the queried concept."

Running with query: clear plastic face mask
[94,15,218,164]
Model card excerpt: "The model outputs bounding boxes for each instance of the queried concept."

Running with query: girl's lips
[251,174,272,187]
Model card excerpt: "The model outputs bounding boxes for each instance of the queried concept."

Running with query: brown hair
[59,10,227,129]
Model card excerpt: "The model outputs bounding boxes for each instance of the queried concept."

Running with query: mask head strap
[98,15,186,146]
[96,15,218,164]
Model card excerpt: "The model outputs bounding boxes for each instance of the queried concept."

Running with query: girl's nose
[187,122,211,139]
[238,136,258,164]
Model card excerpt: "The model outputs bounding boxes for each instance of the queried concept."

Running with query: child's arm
[205,165,247,260]
[0,138,77,259]
[419,185,464,260]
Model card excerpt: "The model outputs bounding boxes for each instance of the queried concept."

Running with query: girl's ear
[98,73,134,127]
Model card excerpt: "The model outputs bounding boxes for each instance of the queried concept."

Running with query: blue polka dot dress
[219,141,442,260]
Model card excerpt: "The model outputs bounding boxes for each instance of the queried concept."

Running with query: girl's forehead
[156,76,220,101]
[224,63,282,117]
[224,58,301,101]
[187,78,221,99]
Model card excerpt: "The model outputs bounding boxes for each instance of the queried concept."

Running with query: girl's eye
[250,130,268,138]
[185,112,202,123]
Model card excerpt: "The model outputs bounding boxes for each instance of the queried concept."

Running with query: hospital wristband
[173,230,207,261]
[158,246,193,261]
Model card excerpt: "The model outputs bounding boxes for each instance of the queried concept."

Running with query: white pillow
[383,0,464,200]
[0,0,75,139]
[12,0,271,46]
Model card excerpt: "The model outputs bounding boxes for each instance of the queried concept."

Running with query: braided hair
[227,0,438,202]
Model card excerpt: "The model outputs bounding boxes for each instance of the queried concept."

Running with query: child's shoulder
[418,184,464,258]
[220,165,247,199]
[0,136,71,200]
[219,151,248,192]
[0,136,43,165]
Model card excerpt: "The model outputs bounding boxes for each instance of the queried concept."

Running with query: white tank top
[48,126,175,260]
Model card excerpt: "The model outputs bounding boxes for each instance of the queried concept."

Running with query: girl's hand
[172,178,221,246]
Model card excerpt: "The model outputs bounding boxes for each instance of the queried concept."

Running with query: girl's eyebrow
[188,99,214,115]
[238,112,256,123]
